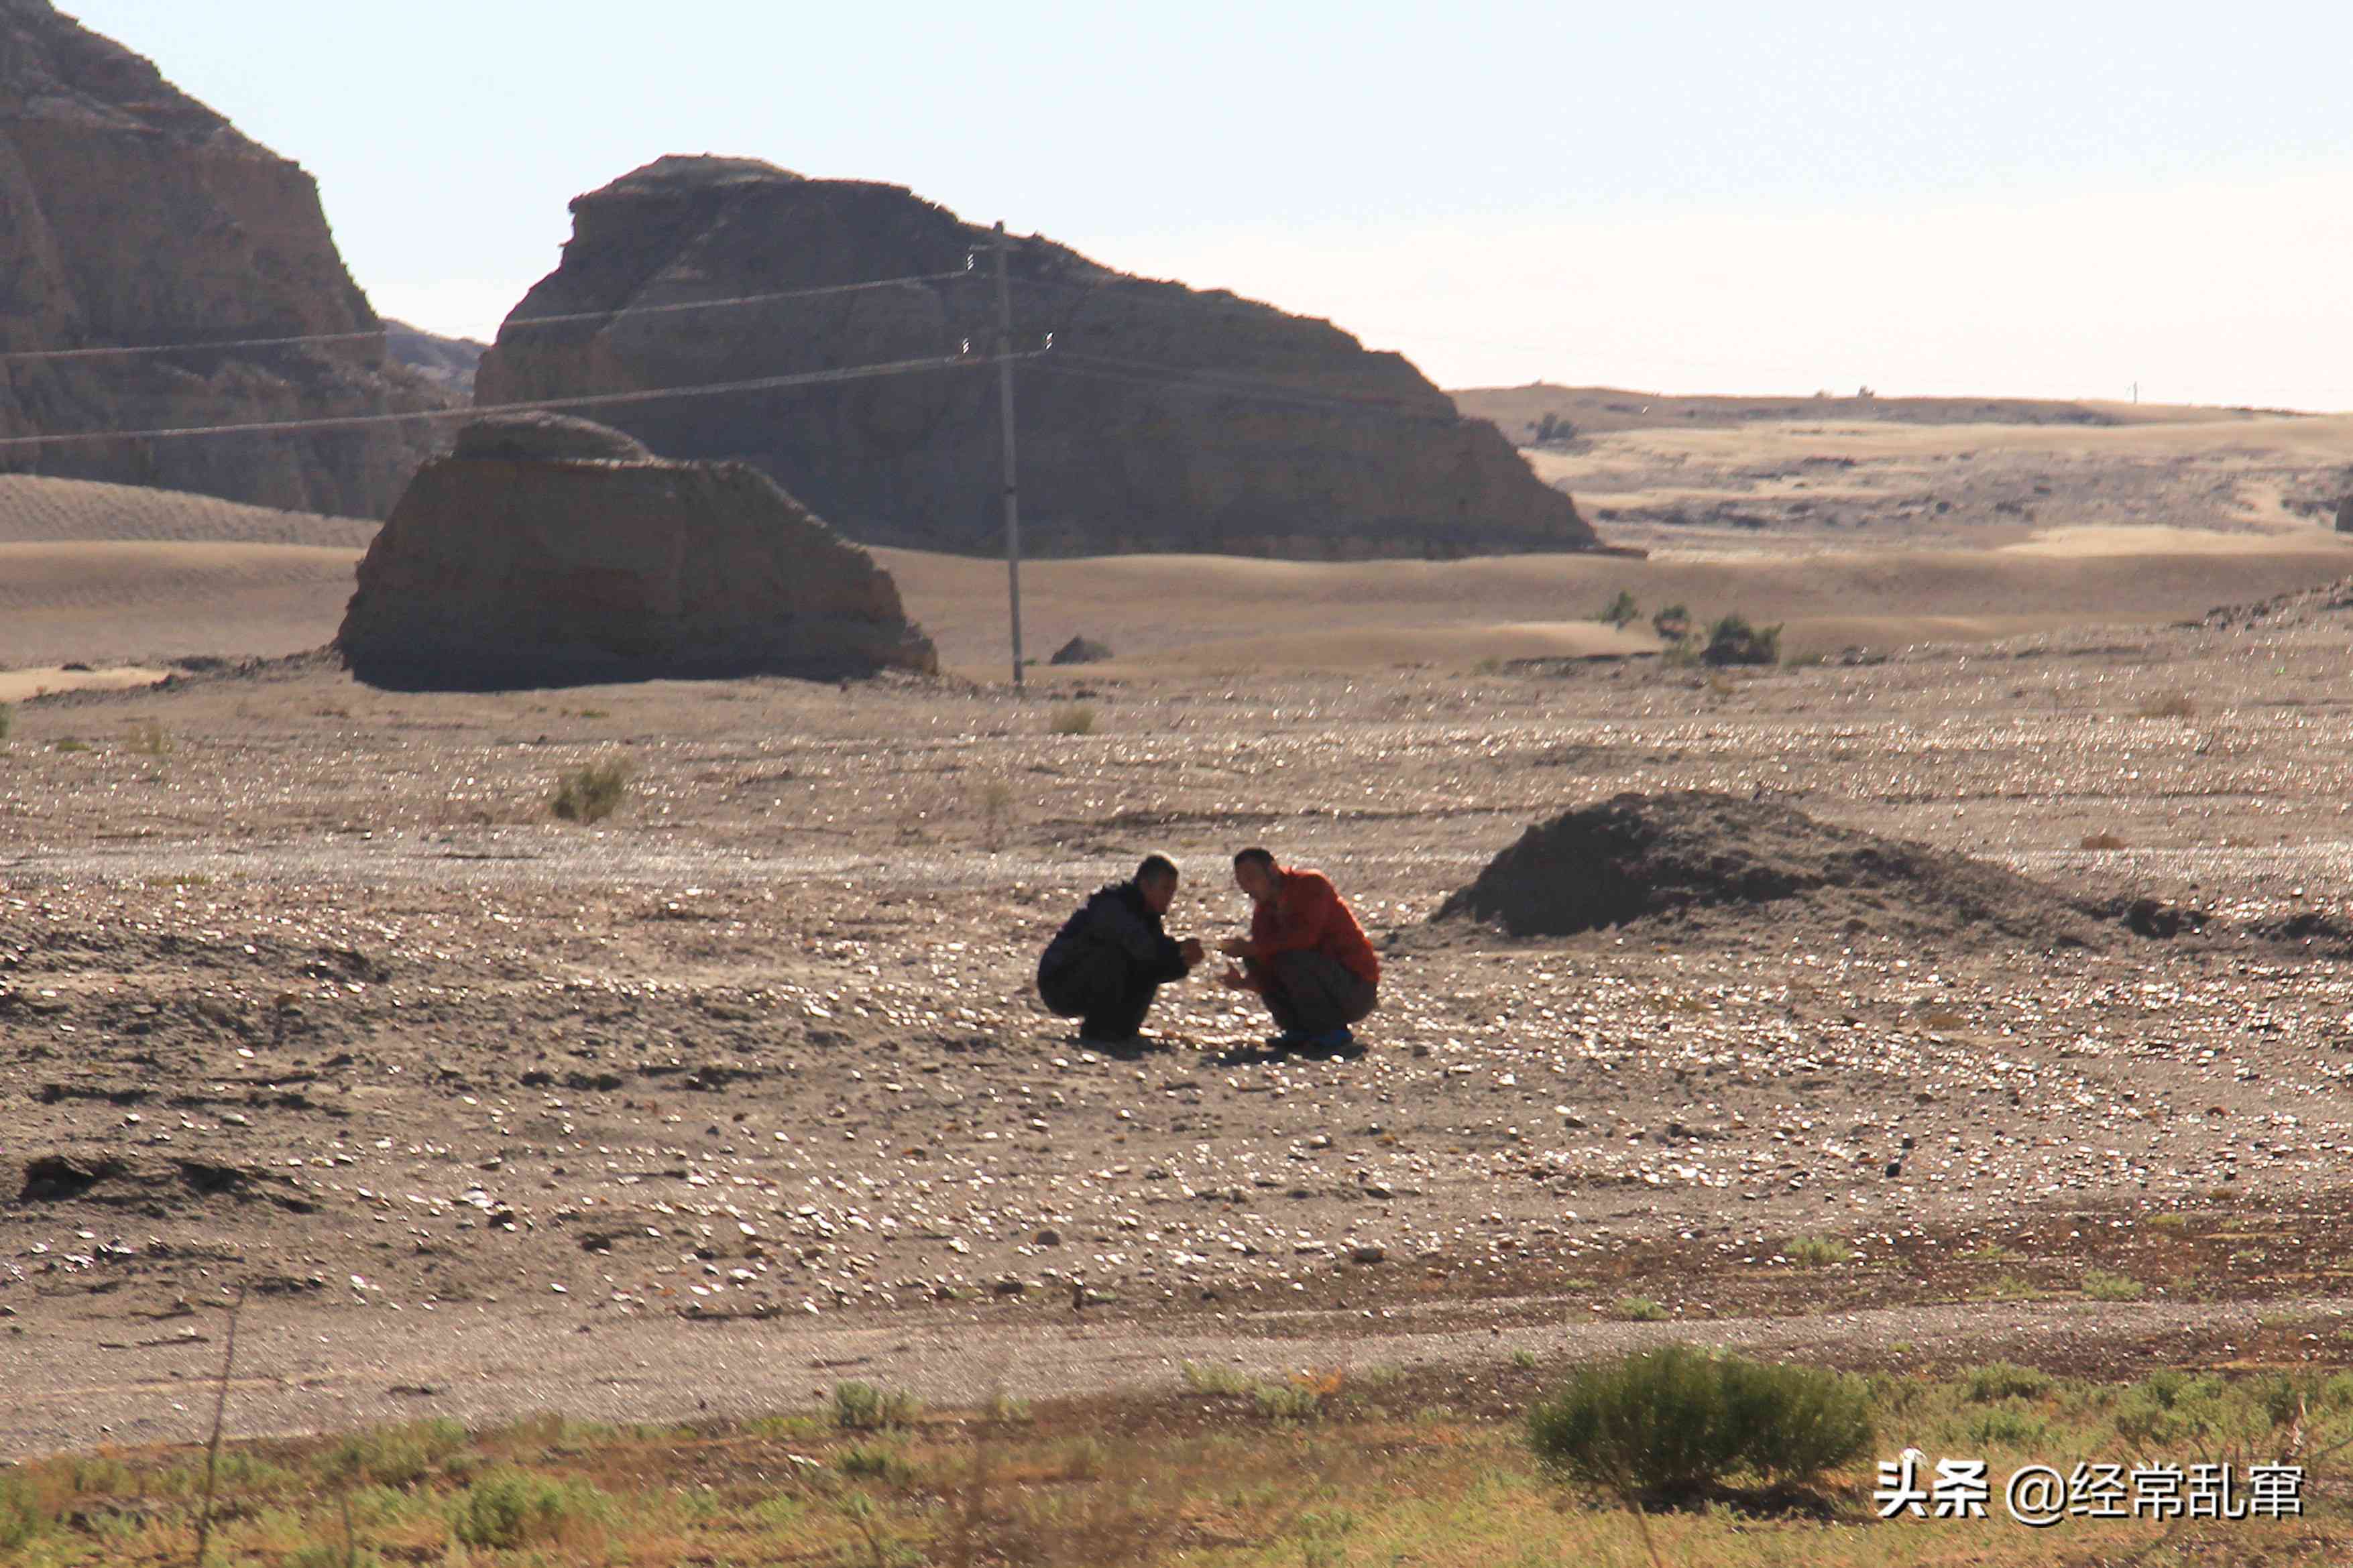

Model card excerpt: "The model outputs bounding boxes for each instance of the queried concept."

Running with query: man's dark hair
[1232,847,1277,872]
[1137,853,1179,886]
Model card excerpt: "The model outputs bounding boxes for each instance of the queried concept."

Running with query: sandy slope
[0,474,375,548]
[4,442,2352,677]
[0,542,361,667]
[879,536,2353,672]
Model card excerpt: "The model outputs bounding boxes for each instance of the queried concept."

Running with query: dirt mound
[2202,575,2353,631]
[19,1154,318,1213]
[1050,635,1113,665]
[337,414,937,689]
[1435,790,2094,947]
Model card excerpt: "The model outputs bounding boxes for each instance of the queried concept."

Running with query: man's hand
[1217,937,1251,959]
[1178,937,1206,967]
[1218,965,1249,989]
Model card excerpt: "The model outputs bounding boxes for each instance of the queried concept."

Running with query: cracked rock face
[475,155,1597,559]
[337,414,938,690]
[0,0,445,514]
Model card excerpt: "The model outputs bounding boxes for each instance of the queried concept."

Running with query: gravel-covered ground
[6,599,2353,1451]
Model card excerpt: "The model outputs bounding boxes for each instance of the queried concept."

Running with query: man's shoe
[1264,1029,1306,1051]
[1079,1028,1142,1047]
[1303,1026,1357,1055]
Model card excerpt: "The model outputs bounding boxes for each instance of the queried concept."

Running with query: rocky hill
[474,156,1596,558]
[338,412,939,690]
[0,0,445,516]
[384,321,485,397]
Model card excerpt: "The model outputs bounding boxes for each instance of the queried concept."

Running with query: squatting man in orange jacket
[1217,846,1380,1054]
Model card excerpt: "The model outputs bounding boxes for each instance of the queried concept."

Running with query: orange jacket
[1243,867,1379,987]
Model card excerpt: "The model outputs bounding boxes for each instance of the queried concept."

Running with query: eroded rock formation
[475,156,1597,558]
[0,1,445,514]
[337,413,938,689]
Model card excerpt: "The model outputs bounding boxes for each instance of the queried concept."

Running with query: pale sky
[62,1,2353,409]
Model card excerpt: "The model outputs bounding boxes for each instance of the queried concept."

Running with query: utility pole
[993,221,1025,688]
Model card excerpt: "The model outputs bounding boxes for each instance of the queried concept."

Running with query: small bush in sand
[2080,830,2128,851]
[1611,1294,1670,1322]
[1650,603,1692,642]
[52,737,88,754]
[451,1467,610,1550]
[0,702,12,745]
[1526,1345,1872,1502]
[1702,613,1781,666]
[1599,589,1640,628]
[1784,1235,1849,1268]
[2082,1267,2146,1302]
[2136,690,2198,719]
[126,719,171,757]
[1180,1362,1254,1397]
[550,758,631,823]
[1962,1362,2054,1403]
[831,1380,921,1431]
[1047,703,1098,736]
[975,777,1016,849]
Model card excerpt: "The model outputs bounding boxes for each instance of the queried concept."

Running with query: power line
[0,269,978,367]
[0,347,1039,452]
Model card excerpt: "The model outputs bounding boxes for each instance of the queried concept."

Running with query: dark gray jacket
[1038,881,1190,986]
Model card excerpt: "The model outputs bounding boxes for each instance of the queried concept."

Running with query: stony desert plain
[6,393,2353,1495]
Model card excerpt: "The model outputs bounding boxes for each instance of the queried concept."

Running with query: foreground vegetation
[1,1355,2349,1565]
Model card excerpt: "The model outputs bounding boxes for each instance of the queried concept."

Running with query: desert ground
[7,399,2353,1483]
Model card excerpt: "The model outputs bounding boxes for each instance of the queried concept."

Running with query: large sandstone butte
[475,156,1599,559]
[337,414,938,690]
[0,0,443,514]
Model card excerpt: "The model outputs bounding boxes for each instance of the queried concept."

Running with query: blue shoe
[1304,1026,1356,1054]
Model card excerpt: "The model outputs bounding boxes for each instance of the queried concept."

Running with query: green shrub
[2112,1370,2231,1448]
[1962,1362,2053,1403]
[1963,1408,2050,1448]
[1650,603,1692,642]
[1599,589,1641,629]
[1703,613,1781,666]
[831,1380,920,1431]
[838,1442,915,1483]
[0,703,12,744]
[126,719,171,757]
[451,1468,607,1549]
[1783,1235,1848,1268]
[327,1419,470,1488]
[2082,1267,2145,1301]
[1181,1362,1254,1397]
[1526,1345,1872,1502]
[1251,1382,1326,1423]
[1611,1295,1669,1321]
[550,757,631,823]
[0,1471,44,1551]
[1047,703,1098,736]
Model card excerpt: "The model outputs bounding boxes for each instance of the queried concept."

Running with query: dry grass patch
[550,756,631,823]
[5,1366,2353,1565]
[2135,690,2199,719]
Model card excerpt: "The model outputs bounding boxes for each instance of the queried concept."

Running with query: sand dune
[0,541,360,667]
[879,538,2353,673]
[2,458,2350,677]
[0,473,376,548]
[0,665,168,703]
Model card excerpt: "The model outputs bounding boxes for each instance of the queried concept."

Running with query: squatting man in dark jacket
[1035,854,1205,1044]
